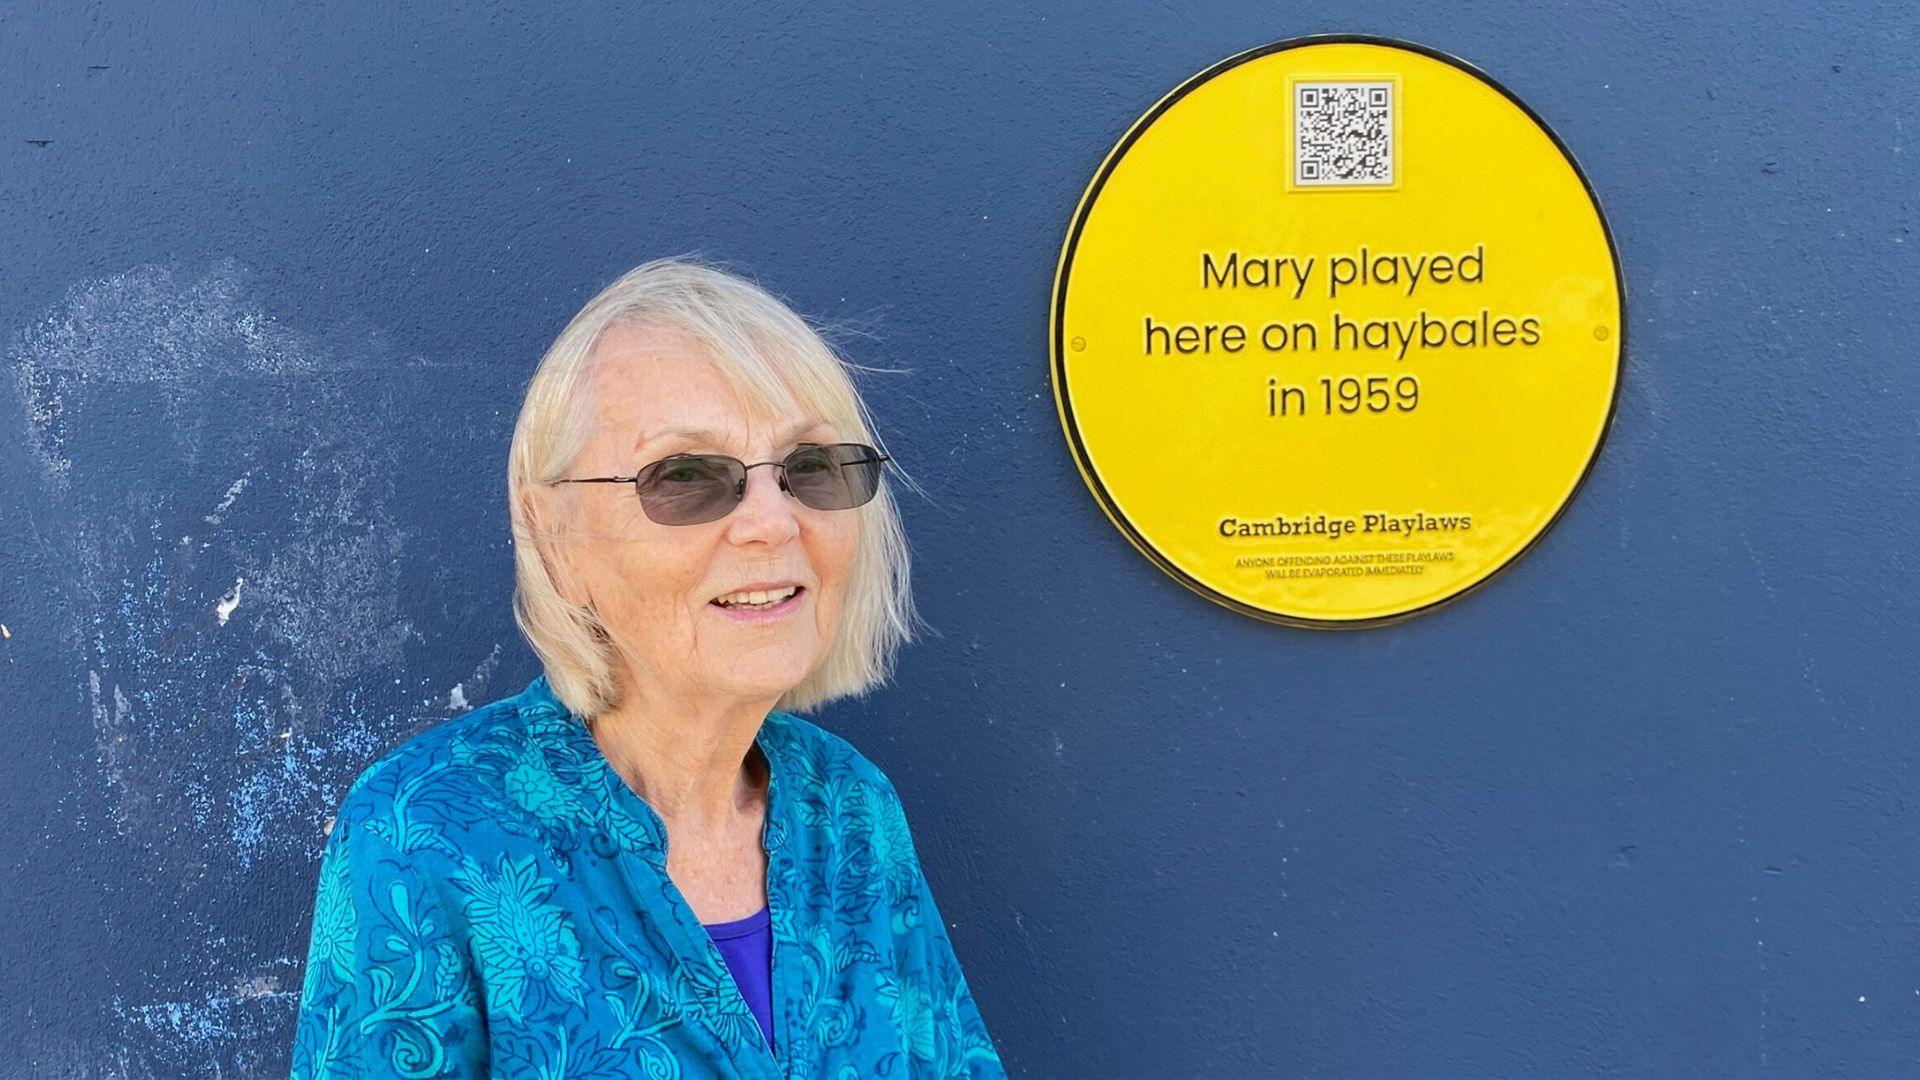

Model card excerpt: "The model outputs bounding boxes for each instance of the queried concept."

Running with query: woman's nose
[727,463,802,541]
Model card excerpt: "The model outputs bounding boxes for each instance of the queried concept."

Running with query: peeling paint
[10,262,418,857]
[4,260,479,1069]
[214,576,245,625]
[106,957,305,1074]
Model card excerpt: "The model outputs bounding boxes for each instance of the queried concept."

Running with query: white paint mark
[203,471,252,525]
[448,642,503,713]
[214,577,245,625]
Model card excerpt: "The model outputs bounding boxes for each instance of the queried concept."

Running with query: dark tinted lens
[635,455,742,525]
[783,443,883,511]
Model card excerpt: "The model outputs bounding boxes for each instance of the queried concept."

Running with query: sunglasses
[554,442,890,526]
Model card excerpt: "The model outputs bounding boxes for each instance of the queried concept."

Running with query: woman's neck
[585,680,774,833]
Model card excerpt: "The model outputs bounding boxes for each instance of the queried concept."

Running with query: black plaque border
[1049,33,1628,630]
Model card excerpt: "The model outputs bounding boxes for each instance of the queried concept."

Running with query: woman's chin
[704,660,814,703]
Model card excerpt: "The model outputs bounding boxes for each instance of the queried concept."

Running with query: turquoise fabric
[291,673,1006,1078]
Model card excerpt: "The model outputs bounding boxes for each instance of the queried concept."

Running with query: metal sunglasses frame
[549,441,891,523]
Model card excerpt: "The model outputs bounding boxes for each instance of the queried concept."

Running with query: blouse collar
[512,673,791,868]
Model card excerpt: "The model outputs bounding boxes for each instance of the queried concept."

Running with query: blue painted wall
[1,3,1913,1076]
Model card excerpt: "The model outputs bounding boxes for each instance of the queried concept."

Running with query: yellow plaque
[1051,36,1623,627]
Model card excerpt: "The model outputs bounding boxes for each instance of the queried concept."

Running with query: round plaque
[1051,35,1624,627]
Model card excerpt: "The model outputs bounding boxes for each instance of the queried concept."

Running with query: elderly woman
[291,257,1006,1078]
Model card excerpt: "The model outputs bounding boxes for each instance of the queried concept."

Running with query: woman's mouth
[708,584,805,622]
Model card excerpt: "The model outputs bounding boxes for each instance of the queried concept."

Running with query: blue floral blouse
[291,673,1007,1078]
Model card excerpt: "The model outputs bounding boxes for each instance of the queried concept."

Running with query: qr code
[1294,81,1394,187]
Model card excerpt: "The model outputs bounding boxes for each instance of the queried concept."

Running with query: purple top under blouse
[703,903,775,1050]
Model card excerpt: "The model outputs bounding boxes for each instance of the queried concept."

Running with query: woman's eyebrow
[633,420,833,454]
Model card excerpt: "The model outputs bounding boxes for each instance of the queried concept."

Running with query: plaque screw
[1070,336,1086,352]
[1593,325,1610,341]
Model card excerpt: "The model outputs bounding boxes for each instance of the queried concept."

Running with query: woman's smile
[708,583,807,622]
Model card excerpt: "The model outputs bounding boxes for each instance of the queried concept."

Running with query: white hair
[506,253,924,718]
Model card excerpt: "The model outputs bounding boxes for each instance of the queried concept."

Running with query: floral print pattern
[304,836,359,1002]
[291,674,1006,1079]
[450,854,590,1023]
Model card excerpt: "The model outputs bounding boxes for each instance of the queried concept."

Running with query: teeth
[714,585,799,608]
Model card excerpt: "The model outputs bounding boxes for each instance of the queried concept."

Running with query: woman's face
[552,322,858,707]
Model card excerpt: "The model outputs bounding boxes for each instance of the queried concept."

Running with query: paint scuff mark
[204,471,252,525]
[3,259,479,1068]
[107,956,304,1074]
[444,641,503,713]
[8,260,421,853]
[215,576,245,625]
